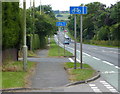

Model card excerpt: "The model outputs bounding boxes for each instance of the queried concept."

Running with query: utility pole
[30,0,33,51]
[74,15,77,69]
[23,0,27,72]
[32,0,35,51]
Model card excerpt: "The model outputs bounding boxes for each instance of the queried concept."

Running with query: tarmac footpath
[28,49,70,88]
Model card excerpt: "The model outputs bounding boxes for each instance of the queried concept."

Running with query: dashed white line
[76,58,80,63]
[100,80,118,93]
[102,71,116,74]
[89,84,102,93]
[83,52,91,57]
[68,58,74,62]
[115,66,120,69]
[89,84,96,87]
[58,44,119,70]
[109,89,118,92]
[92,57,101,60]
[102,61,114,66]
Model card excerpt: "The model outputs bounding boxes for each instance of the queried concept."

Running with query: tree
[2,2,22,50]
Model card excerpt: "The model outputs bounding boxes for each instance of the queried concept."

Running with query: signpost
[70,6,87,69]
[56,22,67,56]
[64,30,67,56]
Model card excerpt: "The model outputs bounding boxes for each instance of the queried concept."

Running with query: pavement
[29,49,70,88]
[17,49,119,93]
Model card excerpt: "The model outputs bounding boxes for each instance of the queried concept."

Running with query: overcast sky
[20,0,119,11]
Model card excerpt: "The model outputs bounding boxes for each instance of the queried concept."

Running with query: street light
[23,0,27,72]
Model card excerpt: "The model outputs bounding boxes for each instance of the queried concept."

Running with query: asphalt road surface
[55,31,120,91]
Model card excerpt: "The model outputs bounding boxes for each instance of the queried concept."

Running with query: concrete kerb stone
[65,71,100,87]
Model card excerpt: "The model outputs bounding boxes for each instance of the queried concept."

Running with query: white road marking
[91,87,98,89]
[109,89,118,92]
[68,58,74,62]
[102,71,116,74]
[89,84,96,87]
[104,84,112,87]
[83,52,91,57]
[102,61,114,66]
[100,80,118,93]
[93,89,102,92]
[106,86,114,89]
[76,58,80,63]
[115,66,120,69]
[100,81,106,83]
[89,84,102,92]
[57,42,119,71]
[92,57,101,60]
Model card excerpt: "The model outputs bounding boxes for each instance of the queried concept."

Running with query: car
[63,41,69,45]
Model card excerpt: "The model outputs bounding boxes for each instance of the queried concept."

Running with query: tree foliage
[67,1,120,41]
[2,2,22,50]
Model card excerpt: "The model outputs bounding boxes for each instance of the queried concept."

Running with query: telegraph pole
[23,0,27,72]
[32,0,35,50]
[30,0,33,51]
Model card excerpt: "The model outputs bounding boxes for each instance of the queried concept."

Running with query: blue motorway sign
[56,22,67,26]
[70,6,87,14]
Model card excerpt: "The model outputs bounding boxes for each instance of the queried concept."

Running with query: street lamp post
[23,0,27,72]
[30,0,33,51]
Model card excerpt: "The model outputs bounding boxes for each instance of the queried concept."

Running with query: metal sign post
[64,30,65,56]
[80,15,83,69]
[58,27,60,56]
[74,15,77,69]
[64,29,67,56]
[56,22,67,56]
[70,6,87,69]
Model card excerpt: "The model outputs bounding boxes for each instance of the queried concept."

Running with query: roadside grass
[0,71,2,89]
[2,61,36,89]
[64,62,96,82]
[28,50,37,57]
[19,50,37,58]
[67,32,118,48]
[48,38,73,56]
[83,42,118,48]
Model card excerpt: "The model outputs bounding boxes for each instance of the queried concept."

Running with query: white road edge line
[58,43,119,69]
[92,57,101,60]
[115,66,120,69]
[68,58,74,62]
[83,52,91,57]
[102,61,114,66]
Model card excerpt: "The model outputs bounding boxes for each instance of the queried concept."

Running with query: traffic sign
[70,6,87,14]
[56,22,67,26]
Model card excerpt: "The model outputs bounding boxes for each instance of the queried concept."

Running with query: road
[55,31,120,91]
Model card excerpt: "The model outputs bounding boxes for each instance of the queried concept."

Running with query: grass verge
[64,62,96,82]
[48,38,73,56]
[67,32,118,48]
[2,61,36,89]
